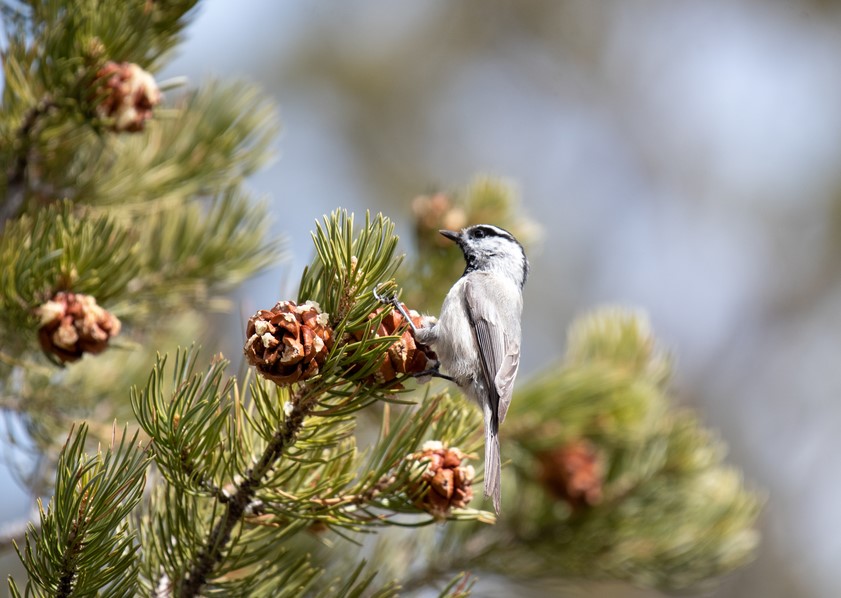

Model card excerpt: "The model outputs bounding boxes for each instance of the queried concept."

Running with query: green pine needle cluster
[0,200,139,331]
[9,424,149,598]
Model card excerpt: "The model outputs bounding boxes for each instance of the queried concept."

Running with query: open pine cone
[407,441,475,519]
[94,61,161,132]
[244,300,333,386]
[537,438,604,509]
[352,304,438,385]
[36,292,121,363]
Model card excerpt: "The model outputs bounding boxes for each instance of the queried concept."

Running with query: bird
[378,224,528,513]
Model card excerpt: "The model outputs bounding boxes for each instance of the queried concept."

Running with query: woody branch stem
[178,387,313,597]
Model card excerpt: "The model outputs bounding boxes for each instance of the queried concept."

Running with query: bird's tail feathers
[483,409,502,515]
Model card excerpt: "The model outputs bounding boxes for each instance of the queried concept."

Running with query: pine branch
[253,393,490,533]
[177,384,314,597]
[0,199,139,315]
[129,347,447,596]
[126,213,493,595]
[8,423,150,597]
[7,0,199,72]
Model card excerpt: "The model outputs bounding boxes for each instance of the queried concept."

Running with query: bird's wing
[495,336,520,425]
[464,277,520,429]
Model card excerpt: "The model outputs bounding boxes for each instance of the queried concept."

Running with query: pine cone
[36,292,121,363]
[351,304,437,385]
[407,441,475,518]
[537,439,604,509]
[94,61,161,132]
[411,193,467,248]
[244,300,333,386]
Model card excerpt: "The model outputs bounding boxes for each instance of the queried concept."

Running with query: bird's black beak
[439,229,461,243]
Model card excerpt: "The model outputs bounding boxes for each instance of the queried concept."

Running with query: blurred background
[6,0,841,596]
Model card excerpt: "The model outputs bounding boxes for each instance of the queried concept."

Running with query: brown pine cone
[537,438,604,509]
[407,441,475,519]
[352,304,438,385]
[36,292,122,363]
[94,61,161,132]
[244,300,333,386]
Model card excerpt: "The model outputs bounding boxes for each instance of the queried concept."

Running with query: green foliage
[438,308,762,592]
[0,0,201,208]
[565,305,671,386]
[128,344,487,595]
[0,190,279,354]
[2,0,198,91]
[131,350,234,499]
[0,200,139,330]
[0,0,280,526]
[8,423,149,597]
[71,80,279,211]
[300,209,403,323]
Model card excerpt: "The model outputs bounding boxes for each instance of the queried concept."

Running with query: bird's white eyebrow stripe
[475,224,515,240]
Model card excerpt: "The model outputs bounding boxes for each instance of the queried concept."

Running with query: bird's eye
[472,228,486,239]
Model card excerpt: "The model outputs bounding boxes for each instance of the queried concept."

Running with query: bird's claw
[373,283,398,306]
[373,283,420,333]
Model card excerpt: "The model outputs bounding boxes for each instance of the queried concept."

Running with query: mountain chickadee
[377,224,528,513]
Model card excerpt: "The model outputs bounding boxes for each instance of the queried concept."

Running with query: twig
[178,387,314,597]
[265,473,394,511]
[55,488,89,597]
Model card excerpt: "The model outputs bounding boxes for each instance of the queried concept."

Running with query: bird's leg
[412,366,455,382]
[373,284,419,333]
